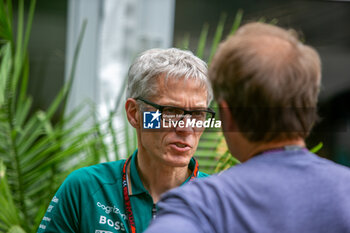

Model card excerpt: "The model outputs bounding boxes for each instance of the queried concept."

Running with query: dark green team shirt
[37,150,208,233]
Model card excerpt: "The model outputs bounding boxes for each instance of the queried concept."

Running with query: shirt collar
[129,149,147,195]
[128,149,198,196]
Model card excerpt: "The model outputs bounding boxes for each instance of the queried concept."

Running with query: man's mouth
[170,141,191,152]
[175,142,187,148]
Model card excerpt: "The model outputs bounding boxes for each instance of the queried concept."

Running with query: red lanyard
[122,157,199,233]
[122,158,136,233]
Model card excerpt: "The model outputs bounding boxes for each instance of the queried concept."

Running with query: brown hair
[209,22,321,142]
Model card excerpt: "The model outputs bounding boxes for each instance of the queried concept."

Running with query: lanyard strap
[122,157,199,233]
[122,158,136,233]
[189,158,199,181]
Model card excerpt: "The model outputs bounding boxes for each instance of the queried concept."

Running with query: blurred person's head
[209,22,321,161]
[125,48,213,167]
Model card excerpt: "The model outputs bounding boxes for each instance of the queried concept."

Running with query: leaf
[0,160,22,232]
[196,23,209,59]
[0,43,12,107]
[0,0,13,41]
[230,9,243,35]
[0,2,105,231]
[310,142,323,153]
[7,225,27,233]
[177,33,190,50]
[208,13,227,63]
[103,112,117,161]
[214,136,240,173]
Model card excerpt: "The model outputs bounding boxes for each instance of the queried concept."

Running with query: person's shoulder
[157,171,233,230]
[66,159,126,187]
[169,171,229,201]
[309,153,350,179]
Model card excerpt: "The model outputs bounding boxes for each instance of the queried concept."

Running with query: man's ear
[125,98,140,129]
[218,100,238,132]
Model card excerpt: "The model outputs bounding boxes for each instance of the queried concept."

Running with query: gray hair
[126,48,213,105]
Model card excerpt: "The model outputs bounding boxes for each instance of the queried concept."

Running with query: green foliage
[0,0,109,231]
[0,160,27,233]
[179,10,244,174]
[208,13,227,63]
[213,135,241,173]
[105,73,138,161]
[230,9,243,35]
[310,142,323,153]
[196,23,209,60]
[215,150,240,173]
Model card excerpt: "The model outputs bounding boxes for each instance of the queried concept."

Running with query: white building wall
[65,0,102,120]
[65,0,176,158]
[99,0,176,116]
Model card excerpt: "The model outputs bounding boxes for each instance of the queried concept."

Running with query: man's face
[138,77,207,167]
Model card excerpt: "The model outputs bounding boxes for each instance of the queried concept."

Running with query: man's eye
[192,111,202,116]
[192,111,206,117]
[163,108,182,115]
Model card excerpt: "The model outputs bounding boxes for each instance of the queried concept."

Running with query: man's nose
[175,115,194,134]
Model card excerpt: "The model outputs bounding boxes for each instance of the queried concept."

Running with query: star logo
[143,111,161,129]
[151,110,161,122]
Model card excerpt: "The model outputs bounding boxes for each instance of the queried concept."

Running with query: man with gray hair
[38,48,215,233]
[145,23,350,233]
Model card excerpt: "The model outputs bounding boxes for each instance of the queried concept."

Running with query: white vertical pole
[65,0,102,122]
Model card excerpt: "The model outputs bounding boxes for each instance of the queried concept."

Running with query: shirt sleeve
[37,170,84,233]
[145,180,216,233]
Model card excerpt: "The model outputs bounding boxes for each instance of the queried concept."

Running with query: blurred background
[26,0,350,167]
[1,0,349,231]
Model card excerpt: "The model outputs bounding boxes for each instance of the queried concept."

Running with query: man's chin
[163,154,192,167]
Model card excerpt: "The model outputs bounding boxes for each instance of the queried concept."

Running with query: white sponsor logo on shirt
[52,196,59,203]
[43,216,51,222]
[96,202,127,220]
[99,215,126,232]
[47,205,54,213]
